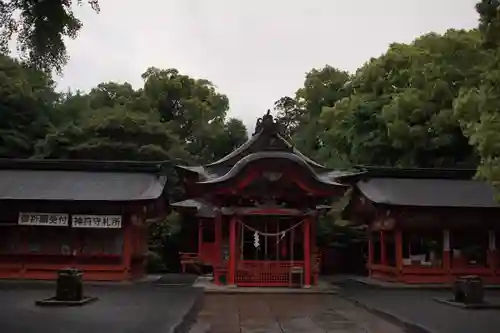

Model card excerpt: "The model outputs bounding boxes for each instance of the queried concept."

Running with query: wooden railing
[179,252,201,273]
[235,260,304,286]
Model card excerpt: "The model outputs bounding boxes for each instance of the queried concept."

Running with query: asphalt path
[338,280,500,333]
[0,284,201,333]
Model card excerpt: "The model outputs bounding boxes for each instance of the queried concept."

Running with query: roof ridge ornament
[253,109,282,136]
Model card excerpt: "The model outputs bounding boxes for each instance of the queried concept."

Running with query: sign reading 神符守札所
[71,215,122,228]
[18,213,69,226]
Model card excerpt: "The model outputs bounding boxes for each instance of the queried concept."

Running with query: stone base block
[433,298,500,310]
[35,296,98,307]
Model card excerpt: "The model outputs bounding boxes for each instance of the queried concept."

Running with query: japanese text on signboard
[18,213,69,226]
[72,215,122,228]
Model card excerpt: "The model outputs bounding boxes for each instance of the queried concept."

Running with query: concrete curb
[0,275,169,290]
[203,288,338,294]
[169,289,204,333]
[195,277,338,294]
[339,294,433,333]
[347,277,500,290]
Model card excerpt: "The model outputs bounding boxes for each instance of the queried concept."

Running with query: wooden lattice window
[78,229,123,255]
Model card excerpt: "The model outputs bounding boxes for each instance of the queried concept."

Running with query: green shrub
[146,250,167,273]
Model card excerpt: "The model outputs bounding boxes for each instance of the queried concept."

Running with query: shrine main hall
[172,111,350,287]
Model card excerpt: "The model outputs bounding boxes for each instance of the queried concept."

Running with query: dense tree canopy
[3,0,500,194]
[0,53,57,157]
[453,0,500,191]
[0,0,100,73]
[140,67,244,163]
[320,29,486,168]
[0,55,248,164]
[272,1,500,193]
[274,66,351,164]
[476,0,500,48]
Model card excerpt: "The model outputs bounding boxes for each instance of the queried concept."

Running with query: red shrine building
[340,167,500,285]
[172,111,348,287]
[0,159,168,281]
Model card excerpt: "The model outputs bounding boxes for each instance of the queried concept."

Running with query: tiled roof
[0,159,168,201]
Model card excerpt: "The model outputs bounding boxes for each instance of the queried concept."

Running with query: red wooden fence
[235,260,305,286]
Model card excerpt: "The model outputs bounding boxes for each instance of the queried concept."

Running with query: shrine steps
[193,276,338,294]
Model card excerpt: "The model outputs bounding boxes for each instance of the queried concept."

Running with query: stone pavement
[0,284,202,333]
[188,294,405,333]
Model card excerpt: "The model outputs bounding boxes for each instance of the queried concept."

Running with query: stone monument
[434,275,500,309]
[35,268,98,306]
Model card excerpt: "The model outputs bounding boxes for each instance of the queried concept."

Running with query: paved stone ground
[0,284,201,333]
[339,280,500,333]
[188,294,405,333]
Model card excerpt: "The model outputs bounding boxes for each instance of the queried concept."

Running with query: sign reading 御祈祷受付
[18,213,69,226]
[71,215,122,228]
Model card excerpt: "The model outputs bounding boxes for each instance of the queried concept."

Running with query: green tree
[274,66,351,163]
[0,0,99,73]
[453,1,500,191]
[35,106,191,162]
[141,67,246,163]
[296,66,351,118]
[0,53,58,157]
[321,30,485,168]
[34,66,247,164]
[189,118,248,163]
[454,57,500,191]
[88,82,149,111]
[274,96,304,138]
[476,0,500,48]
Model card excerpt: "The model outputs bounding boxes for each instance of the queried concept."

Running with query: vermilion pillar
[487,230,497,270]
[123,217,134,280]
[380,230,387,266]
[443,230,451,272]
[228,216,237,286]
[368,232,373,264]
[311,215,318,284]
[215,212,222,265]
[395,229,403,273]
[304,216,311,287]
[198,220,203,255]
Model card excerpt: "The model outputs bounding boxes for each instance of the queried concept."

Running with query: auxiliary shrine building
[0,159,168,281]
[340,167,500,285]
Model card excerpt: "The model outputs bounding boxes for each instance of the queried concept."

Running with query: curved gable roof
[175,111,330,183]
[198,151,344,187]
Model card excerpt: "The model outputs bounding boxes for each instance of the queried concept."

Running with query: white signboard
[18,213,69,227]
[72,215,122,229]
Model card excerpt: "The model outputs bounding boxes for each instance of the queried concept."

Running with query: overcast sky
[57,0,480,130]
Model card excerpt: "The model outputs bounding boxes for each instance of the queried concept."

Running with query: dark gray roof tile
[358,178,499,208]
[0,170,166,201]
[170,198,216,218]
